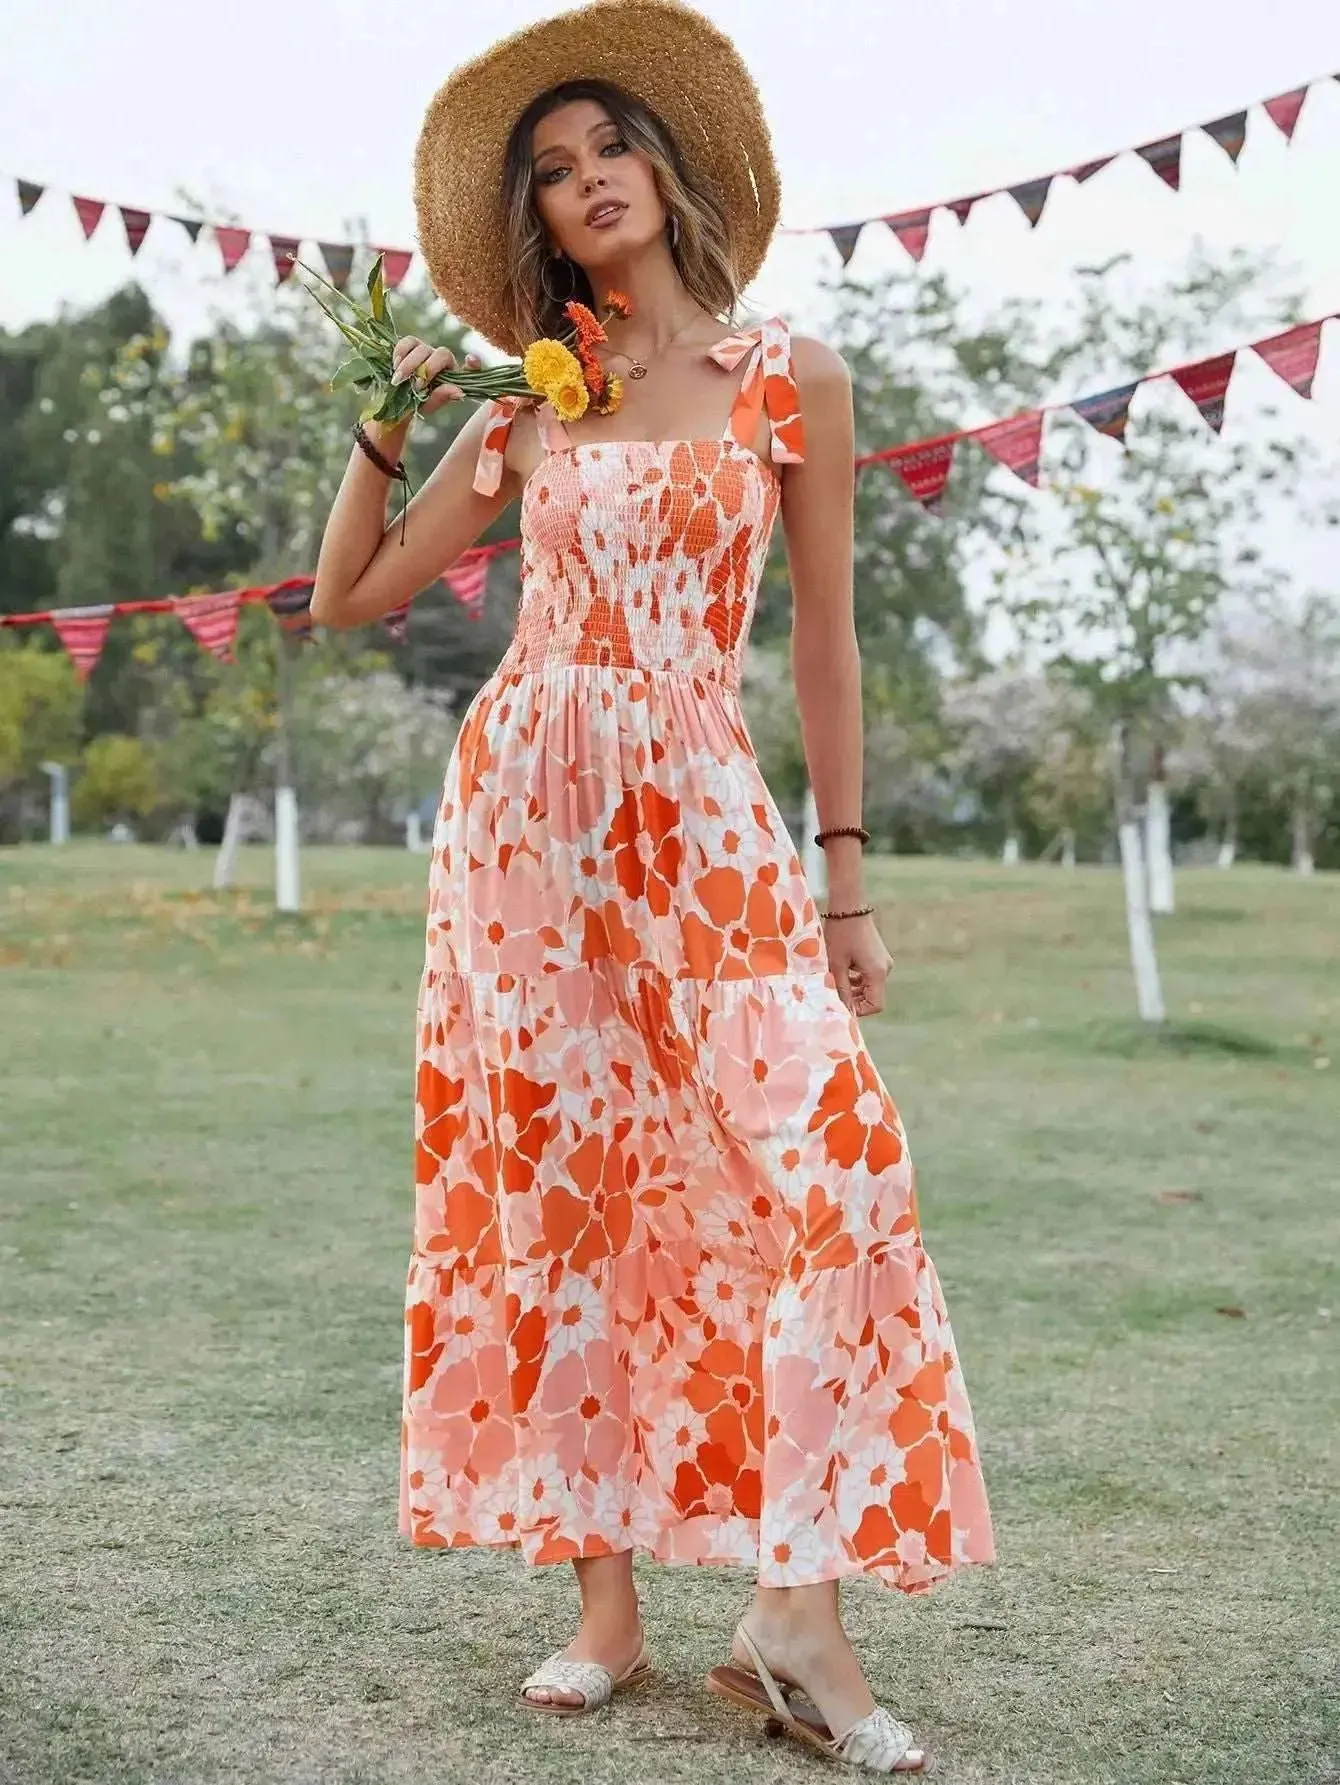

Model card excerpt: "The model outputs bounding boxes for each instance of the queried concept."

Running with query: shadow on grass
[1079,1018,1285,1061]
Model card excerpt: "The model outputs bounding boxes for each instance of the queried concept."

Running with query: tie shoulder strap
[715,317,806,465]
[472,396,523,497]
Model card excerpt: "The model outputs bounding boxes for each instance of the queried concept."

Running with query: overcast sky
[2,0,1337,602]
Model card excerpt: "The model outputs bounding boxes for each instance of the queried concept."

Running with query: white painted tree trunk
[214,792,245,891]
[801,783,827,900]
[1145,780,1175,914]
[275,786,301,912]
[1292,799,1315,875]
[1002,833,1021,865]
[1216,821,1237,870]
[1061,828,1076,870]
[1118,818,1167,1023]
[41,762,69,845]
[405,809,424,852]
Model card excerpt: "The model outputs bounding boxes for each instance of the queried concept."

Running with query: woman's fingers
[421,382,465,414]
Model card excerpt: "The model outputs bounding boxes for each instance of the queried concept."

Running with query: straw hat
[412,0,780,354]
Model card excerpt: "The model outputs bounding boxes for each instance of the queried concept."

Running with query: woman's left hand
[824,912,894,1019]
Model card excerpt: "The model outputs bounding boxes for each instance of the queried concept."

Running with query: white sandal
[519,1639,653,1717]
[706,1621,928,1773]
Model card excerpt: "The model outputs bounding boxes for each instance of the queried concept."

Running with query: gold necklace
[606,310,705,381]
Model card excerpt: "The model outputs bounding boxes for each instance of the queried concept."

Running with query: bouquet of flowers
[299,252,629,427]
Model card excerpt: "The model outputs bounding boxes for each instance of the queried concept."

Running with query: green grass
[1,844,1337,1785]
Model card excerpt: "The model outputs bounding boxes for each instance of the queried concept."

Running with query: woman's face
[530,98,665,270]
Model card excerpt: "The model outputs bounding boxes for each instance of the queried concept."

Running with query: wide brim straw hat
[413,0,780,355]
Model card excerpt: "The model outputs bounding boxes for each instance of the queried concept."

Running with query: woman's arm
[780,334,894,1017]
[311,358,518,631]
[781,334,866,910]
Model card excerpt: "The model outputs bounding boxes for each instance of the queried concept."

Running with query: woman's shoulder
[737,312,849,388]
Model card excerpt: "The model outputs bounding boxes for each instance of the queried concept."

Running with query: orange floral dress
[399,317,995,1591]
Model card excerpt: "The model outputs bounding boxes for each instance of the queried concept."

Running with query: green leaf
[366,253,387,323]
[331,356,378,392]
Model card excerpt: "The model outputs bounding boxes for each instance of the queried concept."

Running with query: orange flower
[604,289,632,320]
[576,340,607,404]
[564,301,608,348]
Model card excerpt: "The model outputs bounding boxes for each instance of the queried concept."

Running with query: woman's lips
[585,202,627,230]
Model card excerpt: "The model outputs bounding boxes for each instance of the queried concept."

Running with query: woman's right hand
[390,337,482,414]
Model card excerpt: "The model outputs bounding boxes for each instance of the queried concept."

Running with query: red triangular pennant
[1171,351,1237,433]
[827,223,864,268]
[1008,175,1054,229]
[17,179,43,216]
[947,194,986,226]
[177,592,242,662]
[172,215,204,244]
[1263,87,1308,141]
[443,556,489,609]
[375,248,413,289]
[50,606,113,680]
[214,226,251,273]
[1071,380,1140,446]
[883,208,933,263]
[73,196,105,239]
[974,411,1046,487]
[382,600,413,642]
[1136,134,1183,191]
[320,242,355,289]
[266,580,315,639]
[119,207,151,256]
[1202,111,1248,164]
[1069,156,1113,184]
[887,439,956,514]
[270,236,301,283]
[1253,321,1323,400]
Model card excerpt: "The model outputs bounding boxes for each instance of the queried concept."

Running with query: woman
[311,1,993,1771]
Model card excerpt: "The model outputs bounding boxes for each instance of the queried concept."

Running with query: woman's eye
[600,139,628,157]
[538,165,569,185]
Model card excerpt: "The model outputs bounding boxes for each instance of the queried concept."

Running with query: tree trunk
[1145,779,1175,914]
[273,630,301,913]
[801,782,827,899]
[1061,827,1076,870]
[1217,815,1237,870]
[214,792,246,890]
[1291,792,1315,876]
[1112,725,1166,1024]
[1002,833,1021,865]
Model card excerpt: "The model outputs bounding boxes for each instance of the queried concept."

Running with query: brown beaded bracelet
[353,422,414,544]
[821,904,876,921]
[814,824,871,847]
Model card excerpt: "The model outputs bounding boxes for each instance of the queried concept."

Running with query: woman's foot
[521,1552,645,1710]
[736,1582,923,1766]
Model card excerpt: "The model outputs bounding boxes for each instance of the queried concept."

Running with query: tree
[71,734,160,833]
[0,639,81,842]
[941,664,1058,862]
[994,249,1329,1020]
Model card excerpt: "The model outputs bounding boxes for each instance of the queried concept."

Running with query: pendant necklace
[607,310,704,381]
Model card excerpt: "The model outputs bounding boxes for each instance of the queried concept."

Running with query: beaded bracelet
[814,824,871,847]
[353,422,414,544]
[822,904,876,921]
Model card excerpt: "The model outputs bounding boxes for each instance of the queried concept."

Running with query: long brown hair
[501,78,740,348]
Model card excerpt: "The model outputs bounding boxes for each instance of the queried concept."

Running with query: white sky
[2,0,1338,603]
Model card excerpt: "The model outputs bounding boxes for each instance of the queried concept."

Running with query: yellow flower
[593,374,625,417]
[523,337,581,397]
[549,379,589,422]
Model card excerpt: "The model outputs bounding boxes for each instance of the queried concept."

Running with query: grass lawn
[1,843,1336,1785]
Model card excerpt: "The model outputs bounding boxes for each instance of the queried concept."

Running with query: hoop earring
[540,253,577,305]
[667,214,681,252]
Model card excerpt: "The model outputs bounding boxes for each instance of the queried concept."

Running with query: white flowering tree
[941,663,1059,862]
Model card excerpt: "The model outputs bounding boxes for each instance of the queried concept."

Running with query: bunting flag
[177,591,242,662]
[778,68,1334,261]
[50,606,113,681]
[214,226,251,274]
[1171,352,1237,432]
[1203,111,1248,164]
[827,224,864,268]
[1253,321,1323,399]
[1263,87,1309,139]
[443,556,491,610]
[270,237,300,283]
[11,69,1333,284]
[120,207,151,256]
[1136,134,1183,191]
[1009,176,1054,229]
[888,440,957,514]
[0,550,520,662]
[855,311,1337,509]
[975,411,1046,486]
[1071,381,1140,445]
[382,600,413,642]
[73,196,104,240]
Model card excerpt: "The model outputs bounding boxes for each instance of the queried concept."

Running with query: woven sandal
[705,1622,927,1772]
[519,1640,653,1717]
